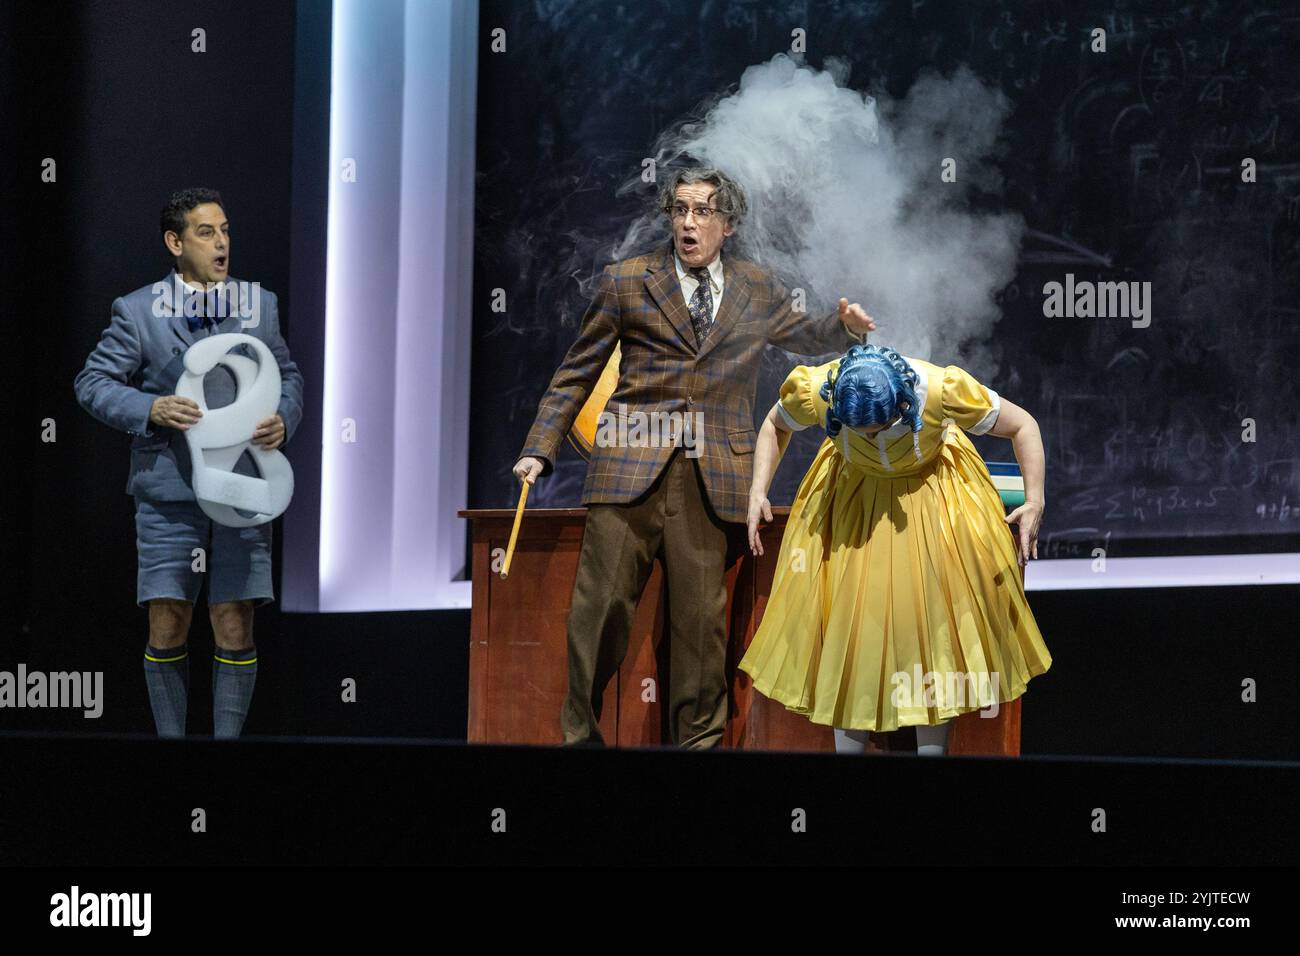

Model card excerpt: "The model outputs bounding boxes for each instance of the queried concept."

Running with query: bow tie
[183,290,222,333]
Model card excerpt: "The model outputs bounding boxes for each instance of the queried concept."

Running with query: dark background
[0,0,1295,760]
[470,0,1300,559]
[0,0,466,741]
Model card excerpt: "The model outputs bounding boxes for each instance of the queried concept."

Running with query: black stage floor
[2,731,1294,867]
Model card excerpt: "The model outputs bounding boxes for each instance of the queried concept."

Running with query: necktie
[687,266,713,347]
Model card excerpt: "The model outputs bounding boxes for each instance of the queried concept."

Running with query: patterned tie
[687,266,713,347]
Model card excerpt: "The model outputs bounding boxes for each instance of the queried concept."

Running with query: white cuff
[776,402,811,432]
[967,388,1001,436]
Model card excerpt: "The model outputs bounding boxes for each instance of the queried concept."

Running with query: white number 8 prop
[174,333,294,527]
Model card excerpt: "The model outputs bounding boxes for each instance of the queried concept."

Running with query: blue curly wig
[819,345,922,454]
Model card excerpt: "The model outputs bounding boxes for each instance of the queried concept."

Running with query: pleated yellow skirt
[739,433,1052,732]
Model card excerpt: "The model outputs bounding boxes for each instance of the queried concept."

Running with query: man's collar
[174,271,213,294]
[169,272,226,330]
[672,248,724,289]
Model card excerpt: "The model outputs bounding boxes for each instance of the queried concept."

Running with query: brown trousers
[561,448,743,748]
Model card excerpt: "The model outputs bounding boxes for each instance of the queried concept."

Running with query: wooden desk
[459,507,1021,754]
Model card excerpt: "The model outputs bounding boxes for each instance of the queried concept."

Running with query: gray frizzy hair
[657,167,748,226]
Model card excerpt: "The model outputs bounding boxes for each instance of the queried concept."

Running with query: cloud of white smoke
[615,54,1023,369]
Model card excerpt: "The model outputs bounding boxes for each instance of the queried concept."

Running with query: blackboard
[471,0,1300,556]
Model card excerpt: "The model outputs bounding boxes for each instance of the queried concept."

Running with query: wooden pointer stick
[501,481,530,579]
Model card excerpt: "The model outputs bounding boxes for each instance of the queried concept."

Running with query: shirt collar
[174,272,222,330]
[673,249,724,291]
[175,272,209,295]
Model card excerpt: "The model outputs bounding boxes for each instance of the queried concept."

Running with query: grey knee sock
[916,721,951,757]
[143,644,189,737]
[834,727,871,754]
[212,646,258,739]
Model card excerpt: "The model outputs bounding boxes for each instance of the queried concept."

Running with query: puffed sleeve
[941,365,1001,435]
[777,361,835,431]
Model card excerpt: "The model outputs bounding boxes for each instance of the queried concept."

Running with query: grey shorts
[134,496,274,607]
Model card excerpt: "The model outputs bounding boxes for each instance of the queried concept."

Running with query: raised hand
[837,298,877,338]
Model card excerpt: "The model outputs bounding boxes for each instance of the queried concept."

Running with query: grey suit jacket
[74,274,305,502]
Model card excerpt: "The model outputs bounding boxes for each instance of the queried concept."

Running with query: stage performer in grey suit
[74,188,304,739]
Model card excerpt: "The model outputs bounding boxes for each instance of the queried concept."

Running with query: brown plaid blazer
[519,243,860,523]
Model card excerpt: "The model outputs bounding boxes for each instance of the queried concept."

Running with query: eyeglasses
[669,204,722,221]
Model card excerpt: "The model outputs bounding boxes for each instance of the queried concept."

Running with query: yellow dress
[738,357,1052,732]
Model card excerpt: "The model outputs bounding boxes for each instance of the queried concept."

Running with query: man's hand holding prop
[174,333,294,527]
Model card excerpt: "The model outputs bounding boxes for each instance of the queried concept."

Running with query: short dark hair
[161,187,225,241]
[657,167,747,226]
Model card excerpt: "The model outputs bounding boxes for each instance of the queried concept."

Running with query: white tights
[833,721,951,756]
